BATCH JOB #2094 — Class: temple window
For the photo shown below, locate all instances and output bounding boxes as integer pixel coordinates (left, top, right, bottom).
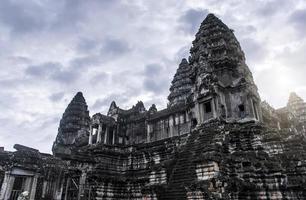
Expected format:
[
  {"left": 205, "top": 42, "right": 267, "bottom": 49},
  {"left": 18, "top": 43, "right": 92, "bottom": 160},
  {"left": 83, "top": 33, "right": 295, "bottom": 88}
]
[
  {"left": 204, "top": 101, "right": 212, "bottom": 113},
  {"left": 202, "top": 100, "right": 214, "bottom": 121},
  {"left": 221, "top": 105, "right": 226, "bottom": 118},
  {"left": 12, "top": 176, "right": 26, "bottom": 194},
  {"left": 238, "top": 104, "right": 246, "bottom": 118}
]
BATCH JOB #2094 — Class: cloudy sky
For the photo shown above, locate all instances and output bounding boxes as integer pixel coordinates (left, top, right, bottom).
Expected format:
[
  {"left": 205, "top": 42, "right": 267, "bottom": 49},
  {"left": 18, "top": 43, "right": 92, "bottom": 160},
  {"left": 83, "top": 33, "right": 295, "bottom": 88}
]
[{"left": 0, "top": 0, "right": 306, "bottom": 153}]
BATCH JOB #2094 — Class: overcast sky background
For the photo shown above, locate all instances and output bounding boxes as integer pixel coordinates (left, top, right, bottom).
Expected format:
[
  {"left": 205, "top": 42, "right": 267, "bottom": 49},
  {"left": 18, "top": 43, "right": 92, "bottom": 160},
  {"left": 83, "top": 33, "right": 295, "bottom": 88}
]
[{"left": 1, "top": 0, "right": 306, "bottom": 153}]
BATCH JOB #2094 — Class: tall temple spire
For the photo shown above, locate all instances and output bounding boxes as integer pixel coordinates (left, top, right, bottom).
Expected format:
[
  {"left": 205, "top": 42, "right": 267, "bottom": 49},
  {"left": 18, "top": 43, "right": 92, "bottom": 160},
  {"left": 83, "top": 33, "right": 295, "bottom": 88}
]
[
  {"left": 287, "top": 92, "right": 306, "bottom": 123},
  {"left": 189, "top": 13, "right": 261, "bottom": 121},
  {"left": 52, "top": 92, "right": 90, "bottom": 156},
  {"left": 168, "top": 58, "right": 193, "bottom": 106},
  {"left": 167, "top": 13, "right": 262, "bottom": 122}
]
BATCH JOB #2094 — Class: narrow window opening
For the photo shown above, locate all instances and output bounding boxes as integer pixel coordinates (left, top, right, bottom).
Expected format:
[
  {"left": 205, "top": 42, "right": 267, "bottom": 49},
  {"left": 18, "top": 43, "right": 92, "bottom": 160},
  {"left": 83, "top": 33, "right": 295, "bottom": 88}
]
[
  {"left": 204, "top": 102, "right": 212, "bottom": 113},
  {"left": 238, "top": 104, "right": 246, "bottom": 118},
  {"left": 221, "top": 105, "right": 226, "bottom": 119}
]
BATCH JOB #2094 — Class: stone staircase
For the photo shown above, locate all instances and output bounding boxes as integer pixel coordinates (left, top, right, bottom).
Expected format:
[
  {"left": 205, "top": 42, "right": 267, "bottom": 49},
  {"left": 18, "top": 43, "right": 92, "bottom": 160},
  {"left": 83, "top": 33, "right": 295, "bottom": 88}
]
[{"left": 162, "top": 126, "right": 217, "bottom": 200}]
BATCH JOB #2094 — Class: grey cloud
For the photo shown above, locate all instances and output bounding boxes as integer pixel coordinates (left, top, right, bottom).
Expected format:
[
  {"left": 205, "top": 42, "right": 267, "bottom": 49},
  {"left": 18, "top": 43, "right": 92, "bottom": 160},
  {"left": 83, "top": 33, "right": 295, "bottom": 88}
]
[
  {"left": 179, "top": 9, "right": 209, "bottom": 34},
  {"left": 143, "top": 63, "right": 169, "bottom": 94},
  {"left": 51, "top": 70, "right": 79, "bottom": 84},
  {"left": 25, "top": 62, "right": 79, "bottom": 84},
  {"left": 77, "top": 38, "right": 99, "bottom": 53},
  {"left": 289, "top": 9, "right": 306, "bottom": 36},
  {"left": 111, "top": 70, "right": 140, "bottom": 87},
  {"left": 240, "top": 38, "right": 267, "bottom": 64},
  {"left": 90, "top": 72, "right": 109, "bottom": 85},
  {"left": 276, "top": 45, "right": 306, "bottom": 80},
  {"left": 174, "top": 46, "right": 190, "bottom": 62},
  {"left": 144, "top": 78, "right": 168, "bottom": 93},
  {"left": 25, "top": 62, "right": 61, "bottom": 77},
  {"left": 0, "top": 0, "right": 47, "bottom": 34},
  {"left": 69, "top": 56, "right": 101, "bottom": 71},
  {"left": 91, "top": 93, "right": 130, "bottom": 111},
  {"left": 235, "top": 25, "right": 257, "bottom": 37},
  {"left": 0, "top": 78, "right": 24, "bottom": 89},
  {"left": 49, "top": 0, "right": 123, "bottom": 33},
  {"left": 100, "top": 38, "right": 132, "bottom": 58},
  {"left": 0, "top": 92, "right": 18, "bottom": 111},
  {"left": 37, "top": 116, "right": 60, "bottom": 131},
  {"left": 144, "top": 64, "right": 163, "bottom": 77},
  {"left": 7, "top": 56, "right": 32, "bottom": 65},
  {"left": 49, "top": 92, "right": 65, "bottom": 102},
  {"left": 255, "top": 0, "right": 291, "bottom": 17}
]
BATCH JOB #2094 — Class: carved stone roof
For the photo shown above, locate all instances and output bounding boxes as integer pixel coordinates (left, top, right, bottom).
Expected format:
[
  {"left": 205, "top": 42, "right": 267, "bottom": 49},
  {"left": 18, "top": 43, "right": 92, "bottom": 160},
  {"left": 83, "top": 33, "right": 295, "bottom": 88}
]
[
  {"left": 168, "top": 58, "right": 193, "bottom": 107},
  {"left": 52, "top": 92, "right": 90, "bottom": 155}
]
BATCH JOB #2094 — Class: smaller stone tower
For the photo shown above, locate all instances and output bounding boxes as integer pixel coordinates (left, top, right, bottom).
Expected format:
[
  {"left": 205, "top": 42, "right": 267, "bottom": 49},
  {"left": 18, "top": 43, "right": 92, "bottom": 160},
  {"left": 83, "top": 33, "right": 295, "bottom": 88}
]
[
  {"left": 168, "top": 58, "right": 193, "bottom": 107},
  {"left": 52, "top": 92, "right": 90, "bottom": 156},
  {"left": 287, "top": 92, "right": 306, "bottom": 124}
]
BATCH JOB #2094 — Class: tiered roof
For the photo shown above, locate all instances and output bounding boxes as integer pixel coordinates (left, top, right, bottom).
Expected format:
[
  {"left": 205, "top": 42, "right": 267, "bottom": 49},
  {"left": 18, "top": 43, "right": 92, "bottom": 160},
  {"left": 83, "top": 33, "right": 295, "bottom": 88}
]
[
  {"left": 52, "top": 92, "right": 90, "bottom": 154},
  {"left": 287, "top": 92, "right": 306, "bottom": 122},
  {"left": 168, "top": 58, "right": 193, "bottom": 106},
  {"left": 189, "top": 14, "right": 255, "bottom": 88}
]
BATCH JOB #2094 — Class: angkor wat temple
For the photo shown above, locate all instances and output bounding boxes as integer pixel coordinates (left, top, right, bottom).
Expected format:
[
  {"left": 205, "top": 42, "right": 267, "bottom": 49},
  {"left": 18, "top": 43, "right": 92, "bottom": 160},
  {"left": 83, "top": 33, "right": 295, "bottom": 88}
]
[{"left": 1, "top": 13, "right": 306, "bottom": 200}]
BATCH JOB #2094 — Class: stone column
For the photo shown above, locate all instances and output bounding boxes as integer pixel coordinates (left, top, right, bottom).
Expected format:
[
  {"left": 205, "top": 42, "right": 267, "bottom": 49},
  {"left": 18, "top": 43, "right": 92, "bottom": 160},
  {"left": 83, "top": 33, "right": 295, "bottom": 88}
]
[
  {"left": 78, "top": 171, "right": 87, "bottom": 200},
  {"left": 0, "top": 171, "right": 11, "bottom": 200},
  {"left": 212, "top": 99, "right": 217, "bottom": 118},
  {"left": 112, "top": 128, "right": 116, "bottom": 145},
  {"left": 169, "top": 115, "right": 174, "bottom": 138},
  {"left": 54, "top": 176, "right": 64, "bottom": 200},
  {"left": 1, "top": 172, "right": 15, "bottom": 200},
  {"left": 24, "top": 177, "right": 32, "bottom": 192},
  {"left": 64, "top": 177, "right": 70, "bottom": 200},
  {"left": 104, "top": 126, "right": 108, "bottom": 144},
  {"left": 29, "top": 174, "right": 39, "bottom": 200},
  {"left": 88, "top": 125, "right": 93, "bottom": 145},
  {"left": 195, "top": 102, "right": 202, "bottom": 124},
  {"left": 97, "top": 124, "right": 102, "bottom": 143},
  {"left": 42, "top": 181, "right": 47, "bottom": 198},
  {"left": 186, "top": 111, "right": 189, "bottom": 122},
  {"left": 146, "top": 123, "right": 150, "bottom": 143}
]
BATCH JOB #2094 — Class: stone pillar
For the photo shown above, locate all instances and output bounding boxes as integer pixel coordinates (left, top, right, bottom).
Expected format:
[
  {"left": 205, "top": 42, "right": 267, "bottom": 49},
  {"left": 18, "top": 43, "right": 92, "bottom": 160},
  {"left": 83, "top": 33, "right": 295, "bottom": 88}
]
[
  {"left": 146, "top": 123, "right": 150, "bottom": 143},
  {"left": 54, "top": 176, "right": 64, "bottom": 200},
  {"left": 1, "top": 172, "right": 15, "bottom": 200},
  {"left": 195, "top": 102, "right": 202, "bottom": 124},
  {"left": 24, "top": 177, "right": 32, "bottom": 192},
  {"left": 104, "top": 126, "right": 108, "bottom": 144},
  {"left": 186, "top": 111, "right": 189, "bottom": 122},
  {"left": 88, "top": 125, "right": 93, "bottom": 145},
  {"left": 212, "top": 99, "right": 217, "bottom": 118},
  {"left": 112, "top": 128, "right": 116, "bottom": 145},
  {"left": 29, "top": 174, "right": 39, "bottom": 200},
  {"left": 64, "top": 177, "right": 70, "bottom": 200},
  {"left": 0, "top": 171, "right": 11, "bottom": 200},
  {"left": 97, "top": 124, "right": 102, "bottom": 143},
  {"left": 169, "top": 115, "right": 174, "bottom": 138},
  {"left": 78, "top": 171, "right": 87, "bottom": 200},
  {"left": 42, "top": 181, "right": 47, "bottom": 198}
]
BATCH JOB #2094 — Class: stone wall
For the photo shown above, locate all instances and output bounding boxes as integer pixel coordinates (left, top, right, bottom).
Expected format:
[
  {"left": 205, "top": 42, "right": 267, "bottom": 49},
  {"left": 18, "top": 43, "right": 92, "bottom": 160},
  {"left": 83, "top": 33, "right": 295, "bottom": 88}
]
[{"left": 47, "top": 121, "right": 306, "bottom": 199}]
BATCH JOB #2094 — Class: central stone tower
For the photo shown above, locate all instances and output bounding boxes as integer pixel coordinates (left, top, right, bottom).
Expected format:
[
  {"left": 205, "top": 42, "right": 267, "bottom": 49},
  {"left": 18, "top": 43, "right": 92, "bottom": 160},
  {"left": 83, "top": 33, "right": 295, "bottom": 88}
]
[{"left": 169, "top": 14, "right": 262, "bottom": 124}]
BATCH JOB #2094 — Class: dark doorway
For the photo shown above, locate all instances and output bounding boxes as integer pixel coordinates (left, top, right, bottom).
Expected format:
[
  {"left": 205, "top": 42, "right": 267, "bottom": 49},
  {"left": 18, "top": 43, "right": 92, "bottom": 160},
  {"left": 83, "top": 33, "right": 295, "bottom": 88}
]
[
  {"left": 238, "top": 104, "right": 246, "bottom": 118},
  {"left": 10, "top": 176, "right": 27, "bottom": 200}
]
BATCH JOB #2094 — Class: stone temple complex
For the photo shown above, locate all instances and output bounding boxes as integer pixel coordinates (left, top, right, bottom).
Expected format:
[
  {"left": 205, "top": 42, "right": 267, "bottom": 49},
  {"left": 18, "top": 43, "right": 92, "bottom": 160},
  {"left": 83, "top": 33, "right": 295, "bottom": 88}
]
[{"left": 1, "top": 13, "right": 306, "bottom": 200}]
